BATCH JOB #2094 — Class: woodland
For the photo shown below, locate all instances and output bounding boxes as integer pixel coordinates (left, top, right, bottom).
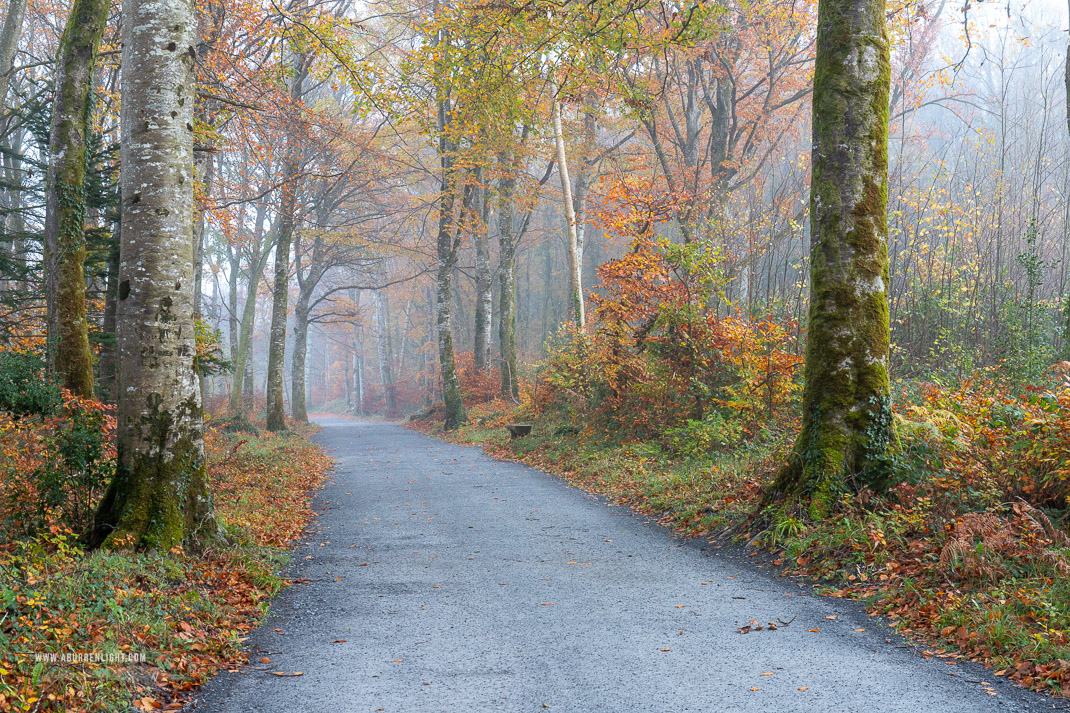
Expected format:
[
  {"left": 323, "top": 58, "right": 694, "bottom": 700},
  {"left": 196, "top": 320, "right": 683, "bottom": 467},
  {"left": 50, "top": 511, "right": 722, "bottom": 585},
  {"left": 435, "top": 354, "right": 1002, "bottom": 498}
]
[{"left": 0, "top": 0, "right": 1069, "bottom": 708}]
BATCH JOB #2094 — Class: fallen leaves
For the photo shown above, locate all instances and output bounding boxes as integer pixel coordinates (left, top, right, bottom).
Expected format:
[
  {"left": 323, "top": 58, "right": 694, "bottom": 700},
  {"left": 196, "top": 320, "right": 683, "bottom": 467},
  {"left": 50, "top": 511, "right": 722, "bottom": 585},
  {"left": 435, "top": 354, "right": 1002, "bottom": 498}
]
[{"left": 738, "top": 616, "right": 794, "bottom": 634}]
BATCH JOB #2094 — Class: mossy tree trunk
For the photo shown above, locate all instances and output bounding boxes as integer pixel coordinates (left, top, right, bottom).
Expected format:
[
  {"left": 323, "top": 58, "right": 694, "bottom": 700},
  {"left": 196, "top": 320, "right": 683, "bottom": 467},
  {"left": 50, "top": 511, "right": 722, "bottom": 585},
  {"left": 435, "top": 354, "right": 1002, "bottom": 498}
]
[
  {"left": 264, "top": 52, "right": 307, "bottom": 433},
  {"left": 497, "top": 155, "right": 519, "bottom": 400},
  {"left": 434, "top": 64, "right": 467, "bottom": 430},
  {"left": 91, "top": 0, "right": 217, "bottom": 550},
  {"left": 290, "top": 232, "right": 326, "bottom": 425},
  {"left": 227, "top": 200, "right": 270, "bottom": 418},
  {"left": 771, "top": 0, "right": 892, "bottom": 516},
  {"left": 291, "top": 291, "right": 311, "bottom": 423},
  {"left": 43, "top": 0, "right": 109, "bottom": 397},
  {"left": 264, "top": 167, "right": 297, "bottom": 432}
]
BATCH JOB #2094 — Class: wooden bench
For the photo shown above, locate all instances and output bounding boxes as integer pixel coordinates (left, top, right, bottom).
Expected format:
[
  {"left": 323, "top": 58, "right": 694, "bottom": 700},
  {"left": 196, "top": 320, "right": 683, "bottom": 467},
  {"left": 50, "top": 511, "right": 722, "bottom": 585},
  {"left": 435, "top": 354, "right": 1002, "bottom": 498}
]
[{"left": 505, "top": 424, "right": 532, "bottom": 438}]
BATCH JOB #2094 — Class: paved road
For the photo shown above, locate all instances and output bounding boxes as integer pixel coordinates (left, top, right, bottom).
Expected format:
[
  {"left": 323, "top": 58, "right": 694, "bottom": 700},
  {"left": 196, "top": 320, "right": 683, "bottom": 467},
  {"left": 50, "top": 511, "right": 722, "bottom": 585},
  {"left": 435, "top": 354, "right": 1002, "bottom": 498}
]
[{"left": 189, "top": 419, "right": 1066, "bottom": 713}]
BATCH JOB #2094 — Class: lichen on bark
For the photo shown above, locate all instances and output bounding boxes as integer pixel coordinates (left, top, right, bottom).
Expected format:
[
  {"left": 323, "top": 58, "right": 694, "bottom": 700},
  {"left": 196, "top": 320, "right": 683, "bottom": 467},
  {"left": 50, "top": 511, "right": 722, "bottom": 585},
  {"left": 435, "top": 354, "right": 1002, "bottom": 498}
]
[
  {"left": 91, "top": 0, "right": 217, "bottom": 550},
  {"left": 770, "top": 0, "right": 893, "bottom": 515}
]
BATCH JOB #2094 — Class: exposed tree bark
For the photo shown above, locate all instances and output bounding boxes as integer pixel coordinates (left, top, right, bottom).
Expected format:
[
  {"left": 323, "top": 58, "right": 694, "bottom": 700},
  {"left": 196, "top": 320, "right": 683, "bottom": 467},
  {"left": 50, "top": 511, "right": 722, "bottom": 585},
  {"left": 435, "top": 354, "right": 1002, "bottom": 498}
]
[
  {"left": 227, "top": 209, "right": 271, "bottom": 418},
  {"left": 0, "top": 0, "right": 26, "bottom": 117},
  {"left": 497, "top": 154, "right": 519, "bottom": 400},
  {"left": 98, "top": 223, "right": 120, "bottom": 402},
  {"left": 552, "top": 98, "right": 584, "bottom": 327},
  {"left": 43, "top": 0, "right": 109, "bottom": 397},
  {"left": 473, "top": 177, "right": 493, "bottom": 371},
  {"left": 92, "top": 0, "right": 217, "bottom": 549},
  {"left": 264, "top": 53, "right": 307, "bottom": 432},
  {"left": 771, "top": 0, "right": 892, "bottom": 515},
  {"left": 374, "top": 288, "right": 397, "bottom": 413}
]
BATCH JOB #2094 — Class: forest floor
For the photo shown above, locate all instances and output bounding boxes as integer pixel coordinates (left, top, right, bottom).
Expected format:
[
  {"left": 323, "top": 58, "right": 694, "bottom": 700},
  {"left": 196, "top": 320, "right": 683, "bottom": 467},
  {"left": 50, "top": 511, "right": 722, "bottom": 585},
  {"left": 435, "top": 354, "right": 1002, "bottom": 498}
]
[
  {"left": 411, "top": 401, "right": 1070, "bottom": 701},
  {"left": 189, "top": 419, "right": 1061, "bottom": 712},
  {"left": 0, "top": 423, "right": 331, "bottom": 713}
]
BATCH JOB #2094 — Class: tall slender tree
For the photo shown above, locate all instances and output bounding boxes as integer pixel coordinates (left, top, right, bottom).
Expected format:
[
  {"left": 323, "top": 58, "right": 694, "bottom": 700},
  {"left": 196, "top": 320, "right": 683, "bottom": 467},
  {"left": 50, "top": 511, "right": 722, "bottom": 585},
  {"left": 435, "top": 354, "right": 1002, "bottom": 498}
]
[
  {"left": 265, "top": 51, "right": 308, "bottom": 432},
  {"left": 92, "top": 0, "right": 216, "bottom": 548},
  {"left": 43, "top": 0, "right": 110, "bottom": 397},
  {"left": 552, "top": 96, "right": 585, "bottom": 328}
]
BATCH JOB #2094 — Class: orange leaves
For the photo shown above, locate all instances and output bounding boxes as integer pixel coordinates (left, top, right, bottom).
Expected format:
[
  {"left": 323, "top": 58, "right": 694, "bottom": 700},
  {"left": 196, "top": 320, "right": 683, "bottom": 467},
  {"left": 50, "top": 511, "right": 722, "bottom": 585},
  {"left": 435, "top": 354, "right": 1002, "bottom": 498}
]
[{"left": 207, "top": 425, "right": 332, "bottom": 548}]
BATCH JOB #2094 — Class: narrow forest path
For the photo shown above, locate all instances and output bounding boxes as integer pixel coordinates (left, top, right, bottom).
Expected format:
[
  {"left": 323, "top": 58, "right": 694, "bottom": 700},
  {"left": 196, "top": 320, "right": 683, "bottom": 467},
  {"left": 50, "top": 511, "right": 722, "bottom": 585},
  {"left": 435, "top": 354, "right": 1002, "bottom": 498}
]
[{"left": 189, "top": 419, "right": 1064, "bottom": 713}]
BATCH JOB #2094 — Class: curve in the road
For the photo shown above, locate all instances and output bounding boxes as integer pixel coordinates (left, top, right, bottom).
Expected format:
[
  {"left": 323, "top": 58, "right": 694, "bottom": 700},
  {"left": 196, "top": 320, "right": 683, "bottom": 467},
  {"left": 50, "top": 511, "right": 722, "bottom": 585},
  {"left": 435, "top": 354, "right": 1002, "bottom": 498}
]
[{"left": 188, "top": 419, "right": 1066, "bottom": 713}]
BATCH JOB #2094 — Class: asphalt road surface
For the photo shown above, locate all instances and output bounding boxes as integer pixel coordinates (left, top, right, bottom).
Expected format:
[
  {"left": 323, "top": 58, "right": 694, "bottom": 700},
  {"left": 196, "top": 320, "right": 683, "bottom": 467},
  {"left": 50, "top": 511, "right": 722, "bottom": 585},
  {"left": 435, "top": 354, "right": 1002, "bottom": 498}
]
[{"left": 188, "top": 419, "right": 1068, "bottom": 713}]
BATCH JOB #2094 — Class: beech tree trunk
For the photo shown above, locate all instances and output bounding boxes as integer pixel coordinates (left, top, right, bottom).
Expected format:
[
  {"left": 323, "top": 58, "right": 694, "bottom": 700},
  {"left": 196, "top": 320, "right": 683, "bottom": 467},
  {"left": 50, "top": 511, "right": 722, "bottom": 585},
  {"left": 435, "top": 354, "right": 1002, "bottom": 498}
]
[
  {"left": 92, "top": 0, "right": 216, "bottom": 550},
  {"left": 374, "top": 288, "right": 397, "bottom": 414},
  {"left": 497, "top": 156, "right": 519, "bottom": 400},
  {"left": 552, "top": 99, "right": 584, "bottom": 328},
  {"left": 265, "top": 53, "right": 306, "bottom": 432},
  {"left": 772, "top": 0, "right": 892, "bottom": 515},
  {"left": 43, "top": 0, "right": 109, "bottom": 397},
  {"left": 227, "top": 238, "right": 269, "bottom": 417},
  {"left": 0, "top": 0, "right": 26, "bottom": 117},
  {"left": 434, "top": 75, "right": 466, "bottom": 429},
  {"left": 265, "top": 171, "right": 297, "bottom": 431},
  {"left": 98, "top": 224, "right": 120, "bottom": 401},
  {"left": 291, "top": 292, "right": 310, "bottom": 423}
]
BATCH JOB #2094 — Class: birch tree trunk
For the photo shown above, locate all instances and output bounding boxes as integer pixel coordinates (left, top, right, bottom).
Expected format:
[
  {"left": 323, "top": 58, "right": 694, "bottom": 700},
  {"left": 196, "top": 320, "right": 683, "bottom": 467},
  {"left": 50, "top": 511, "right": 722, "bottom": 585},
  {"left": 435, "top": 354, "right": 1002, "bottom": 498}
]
[
  {"left": 92, "top": 0, "right": 216, "bottom": 549},
  {"left": 771, "top": 0, "right": 892, "bottom": 515},
  {"left": 473, "top": 180, "right": 493, "bottom": 371},
  {"left": 552, "top": 99, "right": 584, "bottom": 327},
  {"left": 43, "top": 0, "right": 109, "bottom": 397}
]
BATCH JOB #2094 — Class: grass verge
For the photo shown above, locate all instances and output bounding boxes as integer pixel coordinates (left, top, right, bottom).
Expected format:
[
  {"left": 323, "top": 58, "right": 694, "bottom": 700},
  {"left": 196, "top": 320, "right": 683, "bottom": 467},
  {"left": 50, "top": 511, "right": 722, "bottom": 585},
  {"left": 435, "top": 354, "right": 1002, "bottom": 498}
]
[
  {"left": 0, "top": 424, "right": 332, "bottom": 712},
  {"left": 412, "top": 400, "right": 1070, "bottom": 699}
]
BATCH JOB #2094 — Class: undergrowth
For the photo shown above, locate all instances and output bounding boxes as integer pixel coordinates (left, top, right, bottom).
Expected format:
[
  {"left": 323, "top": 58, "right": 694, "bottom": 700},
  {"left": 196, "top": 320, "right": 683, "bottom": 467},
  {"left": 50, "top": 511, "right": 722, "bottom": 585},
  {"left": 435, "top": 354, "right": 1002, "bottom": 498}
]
[{"left": 0, "top": 423, "right": 331, "bottom": 712}]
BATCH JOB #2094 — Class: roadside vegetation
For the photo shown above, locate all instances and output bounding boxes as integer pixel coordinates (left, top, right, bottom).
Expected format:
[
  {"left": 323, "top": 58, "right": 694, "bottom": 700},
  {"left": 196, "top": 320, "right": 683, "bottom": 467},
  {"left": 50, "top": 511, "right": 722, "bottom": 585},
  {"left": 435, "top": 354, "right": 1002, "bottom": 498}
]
[
  {"left": 0, "top": 352, "right": 331, "bottom": 712},
  {"left": 412, "top": 234, "right": 1070, "bottom": 699}
]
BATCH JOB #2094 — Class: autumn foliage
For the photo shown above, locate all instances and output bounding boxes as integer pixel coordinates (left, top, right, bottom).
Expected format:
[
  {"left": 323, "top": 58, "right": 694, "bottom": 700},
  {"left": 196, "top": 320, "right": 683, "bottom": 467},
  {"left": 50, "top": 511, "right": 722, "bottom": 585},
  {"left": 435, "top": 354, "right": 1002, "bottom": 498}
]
[
  {"left": 537, "top": 221, "right": 802, "bottom": 449},
  {"left": 0, "top": 352, "right": 332, "bottom": 712}
]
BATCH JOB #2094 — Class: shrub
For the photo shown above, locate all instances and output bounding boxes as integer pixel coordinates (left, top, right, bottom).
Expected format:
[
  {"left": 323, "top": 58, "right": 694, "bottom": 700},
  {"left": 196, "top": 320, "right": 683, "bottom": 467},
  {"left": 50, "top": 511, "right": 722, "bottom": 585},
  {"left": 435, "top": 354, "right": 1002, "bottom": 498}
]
[
  {"left": 0, "top": 391, "right": 115, "bottom": 539},
  {"left": 0, "top": 350, "right": 61, "bottom": 417}
]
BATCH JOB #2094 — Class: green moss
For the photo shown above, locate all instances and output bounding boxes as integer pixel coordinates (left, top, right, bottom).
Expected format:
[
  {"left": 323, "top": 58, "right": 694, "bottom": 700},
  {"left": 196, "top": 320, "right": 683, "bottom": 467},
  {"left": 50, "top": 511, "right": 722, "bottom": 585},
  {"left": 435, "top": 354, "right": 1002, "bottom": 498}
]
[
  {"left": 772, "top": 0, "right": 892, "bottom": 511},
  {"left": 92, "top": 397, "right": 217, "bottom": 551},
  {"left": 48, "top": 0, "right": 108, "bottom": 399}
]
